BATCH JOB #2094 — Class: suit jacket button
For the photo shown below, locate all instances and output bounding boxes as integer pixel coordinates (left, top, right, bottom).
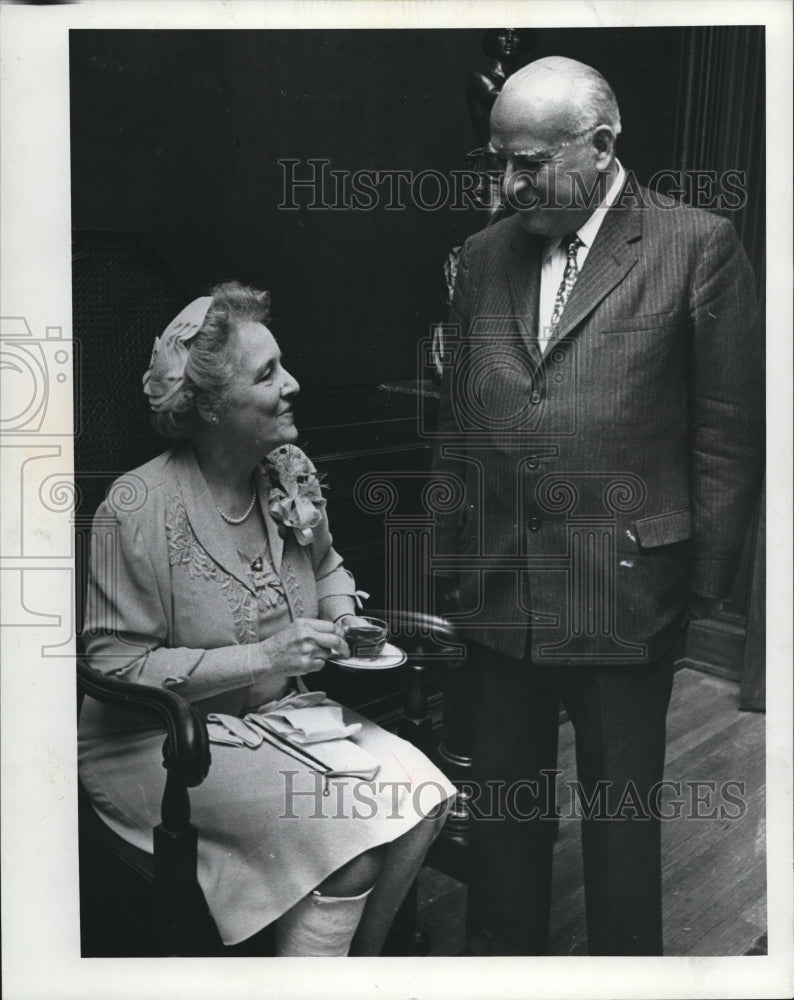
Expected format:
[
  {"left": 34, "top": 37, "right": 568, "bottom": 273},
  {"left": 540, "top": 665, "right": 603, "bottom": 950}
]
[
  {"left": 529, "top": 516, "right": 541, "bottom": 531},
  {"left": 530, "top": 390, "right": 542, "bottom": 404}
]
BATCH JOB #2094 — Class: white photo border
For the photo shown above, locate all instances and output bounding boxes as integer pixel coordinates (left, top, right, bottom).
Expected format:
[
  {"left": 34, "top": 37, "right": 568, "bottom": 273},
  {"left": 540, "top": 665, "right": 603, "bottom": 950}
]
[{"left": 1, "top": 2, "right": 791, "bottom": 998}]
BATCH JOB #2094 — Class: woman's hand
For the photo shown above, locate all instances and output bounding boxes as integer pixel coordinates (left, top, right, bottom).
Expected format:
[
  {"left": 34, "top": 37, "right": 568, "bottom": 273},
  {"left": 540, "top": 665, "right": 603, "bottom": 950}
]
[
  {"left": 334, "top": 613, "right": 374, "bottom": 632},
  {"left": 259, "top": 618, "right": 350, "bottom": 677}
]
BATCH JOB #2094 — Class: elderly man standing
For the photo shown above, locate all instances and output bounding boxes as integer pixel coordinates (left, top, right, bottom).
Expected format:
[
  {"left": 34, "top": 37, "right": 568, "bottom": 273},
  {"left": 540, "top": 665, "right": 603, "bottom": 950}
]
[{"left": 432, "top": 56, "right": 763, "bottom": 955}]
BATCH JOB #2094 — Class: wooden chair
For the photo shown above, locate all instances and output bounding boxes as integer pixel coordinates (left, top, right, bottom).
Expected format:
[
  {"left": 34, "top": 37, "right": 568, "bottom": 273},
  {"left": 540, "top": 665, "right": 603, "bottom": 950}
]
[{"left": 77, "top": 661, "right": 218, "bottom": 955}]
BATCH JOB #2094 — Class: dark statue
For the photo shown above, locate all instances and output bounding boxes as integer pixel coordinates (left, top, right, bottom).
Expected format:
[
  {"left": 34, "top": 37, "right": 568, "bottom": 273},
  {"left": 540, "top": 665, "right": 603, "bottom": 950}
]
[
  {"left": 465, "top": 28, "right": 537, "bottom": 216},
  {"left": 467, "top": 28, "right": 537, "bottom": 146},
  {"left": 432, "top": 29, "right": 537, "bottom": 378}
]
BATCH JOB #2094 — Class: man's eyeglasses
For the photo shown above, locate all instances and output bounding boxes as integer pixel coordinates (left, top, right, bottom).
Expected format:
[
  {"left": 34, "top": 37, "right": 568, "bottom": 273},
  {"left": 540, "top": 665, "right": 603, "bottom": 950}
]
[{"left": 487, "top": 125, "right": 602, "bottom": 171}]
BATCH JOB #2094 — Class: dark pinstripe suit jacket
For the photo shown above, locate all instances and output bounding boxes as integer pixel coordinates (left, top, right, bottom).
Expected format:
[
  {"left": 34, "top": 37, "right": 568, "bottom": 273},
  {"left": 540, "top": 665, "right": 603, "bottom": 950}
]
[{"left": 432, "top": 189, "right": 764, "bottom": 665}]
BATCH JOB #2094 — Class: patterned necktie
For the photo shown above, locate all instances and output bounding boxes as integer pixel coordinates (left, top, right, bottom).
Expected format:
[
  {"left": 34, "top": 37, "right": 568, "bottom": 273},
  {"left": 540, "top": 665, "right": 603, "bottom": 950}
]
[{"left": 549, "top": 233, "right": 582, "bottom": 335}]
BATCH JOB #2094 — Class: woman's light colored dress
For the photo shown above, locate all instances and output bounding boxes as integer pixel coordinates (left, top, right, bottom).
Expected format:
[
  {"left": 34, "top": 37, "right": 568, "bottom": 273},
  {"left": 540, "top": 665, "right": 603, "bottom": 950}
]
[{"left": 79, "top": 445, "right": 455, "bottom": 946}]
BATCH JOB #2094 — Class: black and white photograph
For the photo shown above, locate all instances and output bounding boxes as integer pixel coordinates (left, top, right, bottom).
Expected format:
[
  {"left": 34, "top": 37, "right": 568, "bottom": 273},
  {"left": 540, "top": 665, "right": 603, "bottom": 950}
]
[{"left": 1, "top": 2, "right": 791, "bottom": 998}]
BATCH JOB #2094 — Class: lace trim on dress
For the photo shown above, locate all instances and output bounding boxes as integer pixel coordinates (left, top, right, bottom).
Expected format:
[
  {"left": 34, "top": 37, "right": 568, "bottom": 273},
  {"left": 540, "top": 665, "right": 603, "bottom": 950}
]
[
  {"left": 166, "top": 489, "right": 257, "bottom": 643},
  {"left": 279, "top": 552, "right": 305, "bottom": 618}
]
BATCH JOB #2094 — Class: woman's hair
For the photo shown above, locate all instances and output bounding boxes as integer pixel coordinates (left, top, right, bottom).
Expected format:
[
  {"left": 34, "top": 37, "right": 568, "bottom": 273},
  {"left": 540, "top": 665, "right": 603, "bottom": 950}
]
[{"left": 151, "top": 280, "right": 271, "bottom": 443}]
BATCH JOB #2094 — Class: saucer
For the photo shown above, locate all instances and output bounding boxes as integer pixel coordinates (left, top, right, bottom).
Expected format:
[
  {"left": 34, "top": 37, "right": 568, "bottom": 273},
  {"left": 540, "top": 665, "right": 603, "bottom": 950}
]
[{"left": 328, "top": 642, "right": 407, "bottom": 670}]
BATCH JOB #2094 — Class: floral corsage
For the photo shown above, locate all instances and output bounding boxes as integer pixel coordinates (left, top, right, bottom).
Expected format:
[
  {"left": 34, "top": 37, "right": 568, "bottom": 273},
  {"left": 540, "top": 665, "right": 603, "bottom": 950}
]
[{"left": 263, "top": 444, "right": 327, "bottom": 546}]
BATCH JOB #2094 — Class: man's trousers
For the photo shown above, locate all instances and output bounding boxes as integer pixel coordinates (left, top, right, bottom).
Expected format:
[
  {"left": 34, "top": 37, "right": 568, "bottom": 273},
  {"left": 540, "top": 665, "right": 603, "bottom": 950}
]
[{"left": 467, "top": 641, "right": 675, "bottom": 955}]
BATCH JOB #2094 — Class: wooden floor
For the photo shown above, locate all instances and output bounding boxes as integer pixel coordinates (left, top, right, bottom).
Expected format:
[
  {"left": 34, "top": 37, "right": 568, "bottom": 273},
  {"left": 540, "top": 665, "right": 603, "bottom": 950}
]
[{"left": 416, "top": 667, "right": 767, "bottom": 956}]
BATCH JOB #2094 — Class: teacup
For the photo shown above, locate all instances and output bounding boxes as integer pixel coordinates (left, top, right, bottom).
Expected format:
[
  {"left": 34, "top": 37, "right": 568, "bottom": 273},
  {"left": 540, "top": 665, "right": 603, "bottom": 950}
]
[{"left": 344, "top": 617, "right": 389, "bottom": 660}]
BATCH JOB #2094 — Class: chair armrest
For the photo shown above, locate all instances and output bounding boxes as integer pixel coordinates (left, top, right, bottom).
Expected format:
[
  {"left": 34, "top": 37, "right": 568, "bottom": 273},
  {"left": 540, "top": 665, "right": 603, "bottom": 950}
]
[
  {"left": 77, "top": 660, "right": 210, "bottom": 788},
  {"left": 372, "top": 609, "right": 464, "bottom": 662},
  {"left": 361, "top": 610, "right": 464, "bottom": 757}
]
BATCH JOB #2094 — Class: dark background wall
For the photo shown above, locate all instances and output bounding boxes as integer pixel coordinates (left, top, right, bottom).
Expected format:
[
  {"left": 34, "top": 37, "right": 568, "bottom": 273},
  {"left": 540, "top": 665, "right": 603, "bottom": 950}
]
[{"left": 70, "top": 28, "right": 706, "bottom": 390}]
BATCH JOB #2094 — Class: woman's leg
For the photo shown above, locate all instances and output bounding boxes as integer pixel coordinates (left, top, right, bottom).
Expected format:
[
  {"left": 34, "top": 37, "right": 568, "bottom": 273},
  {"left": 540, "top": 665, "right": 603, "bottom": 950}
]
[
  {"left": 348, "top": 805, "right": 450, "bottom": 957},
  {"left": 317, "top": 844, "right": 386, "bottom": 896},
  {"left": 275, "top": 846, "right": 386, "bottom": 956}
]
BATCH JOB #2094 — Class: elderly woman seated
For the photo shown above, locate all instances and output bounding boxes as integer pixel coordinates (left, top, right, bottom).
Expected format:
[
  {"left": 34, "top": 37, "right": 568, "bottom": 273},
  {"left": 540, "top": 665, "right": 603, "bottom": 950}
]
[{"left": 78, "top": 281, "right": 455, "bottom": 956}]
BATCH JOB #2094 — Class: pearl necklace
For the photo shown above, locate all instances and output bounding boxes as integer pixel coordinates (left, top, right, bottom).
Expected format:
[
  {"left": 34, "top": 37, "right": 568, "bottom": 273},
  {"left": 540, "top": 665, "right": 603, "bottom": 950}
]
[{"left": 217, "top": 489, "right": 257, "bottom": 525}]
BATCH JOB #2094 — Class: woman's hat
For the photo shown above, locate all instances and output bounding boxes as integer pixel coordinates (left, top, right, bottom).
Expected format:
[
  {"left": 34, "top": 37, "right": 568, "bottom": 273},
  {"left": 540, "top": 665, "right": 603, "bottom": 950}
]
[{"left": 142, "top": 296, "right": 213, "bottom": 411}]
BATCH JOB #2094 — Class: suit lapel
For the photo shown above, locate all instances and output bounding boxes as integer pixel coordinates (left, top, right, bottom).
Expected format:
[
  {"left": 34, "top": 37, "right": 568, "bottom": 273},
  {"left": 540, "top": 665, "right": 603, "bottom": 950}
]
[
  {"left": 505, "top": 216, "right": 543, "bottom": 355},
  {"left": 553, "top": 203, "right": 643, "bottom": 341}
]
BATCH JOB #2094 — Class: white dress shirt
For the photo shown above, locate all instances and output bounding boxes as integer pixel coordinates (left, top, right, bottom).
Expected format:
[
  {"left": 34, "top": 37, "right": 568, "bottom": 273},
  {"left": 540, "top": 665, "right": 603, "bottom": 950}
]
[{"left": 537, "top": 161, "right": 626, "bottom": 352}]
